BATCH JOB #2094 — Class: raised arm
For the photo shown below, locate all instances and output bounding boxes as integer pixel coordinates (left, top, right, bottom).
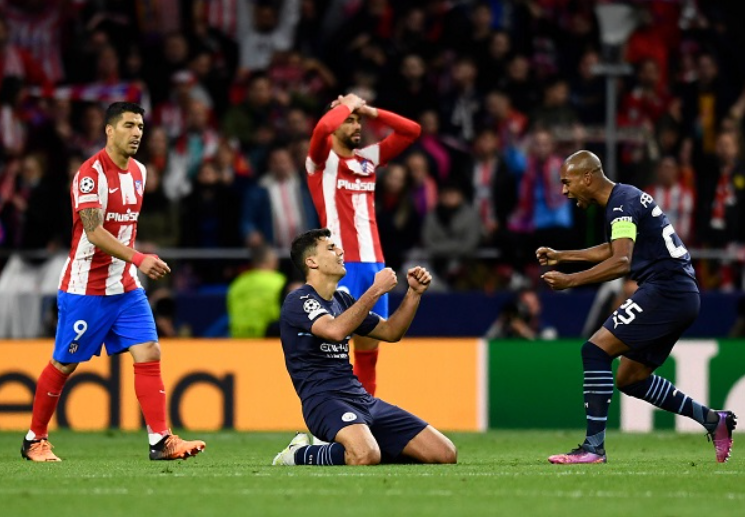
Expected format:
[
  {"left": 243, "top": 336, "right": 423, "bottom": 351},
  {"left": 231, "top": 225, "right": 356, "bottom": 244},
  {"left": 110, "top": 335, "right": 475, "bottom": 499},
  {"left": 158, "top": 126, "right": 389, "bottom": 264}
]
[
  {"left": 311, "top": 268, "right": 397, "bottom": 342},
  {"left": 307, "top": 94, "right": 366, "bottom": 168},
  {"left": 536, "top": 243, "right": 613, "bottom": 266},
  {"left": 359, "top": 107, "right": 421, "bottom": 164},
  {"left": 542, "top": 239, "right": 633, "bottom": 290},
  {"left": 367, "top": 266, "right": 432, "bottom": 342}
]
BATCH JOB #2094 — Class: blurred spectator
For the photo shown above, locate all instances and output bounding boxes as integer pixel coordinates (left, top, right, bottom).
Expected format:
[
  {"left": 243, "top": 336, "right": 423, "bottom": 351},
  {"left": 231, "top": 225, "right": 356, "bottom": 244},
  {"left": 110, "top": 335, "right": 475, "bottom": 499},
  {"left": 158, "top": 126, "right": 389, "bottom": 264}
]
[
  {"left": 0, "top": 16, "right": 48, "bottom": 86},
  {"left": 529, "top": 77, "right": 578, "bottom": 131},
  {"left": 2, "top": 0, "right": 67, "bottom": 84},
  {"left": 267, "top": 51, "right": 336, "bottom": 113},
  {"left": 440, "top": 57, "right": 481, "bottom": 144},
  {"left": 146, "top": 31, "right": 191, "bottom": 105},
  {"left": 477, "top": 30, "right": 512, "bottom": 93},
  {"left": 681, "top": 52, "right": 735, "bottom": 161},
  {"left": 227, "top": 245, "right": 286, "bottom": 338},
  {"left": 18, "top": 153, "right": 69, "bottom": 251},
  {"left": 72, "top": 103, "right": 106, "bottom": 158},
  {"left": 645, "top": 156, "right": 694, "bottom": 243},
  {"left": 240, "top": 146, "right": 318, "bottom": 251},
  {"left": 465, "top": 128, "right": 516, "bottom": 246},
  {"left": 480, "top": 89, "right": 528, "bottom": 155},
  {"left": 153, "top": 70, "right": 202, "bottom": 140},
  {"left": 0, "top": 76, "right": 27, "bottom": 159},
  {"left": 136, "top": 161, "right": 180, "bottom": 251},
  {"left": 700, "top": 131, "right": 745, "bottom": 249},
  {"left": 237, "top": 0, "right": 300, "bottom": 74},
  {"left": 570, "top": 49, "right": 605, "bottom": 125},
  {"left": 375, "top": 162, "right": 421, "bottom": 273},
  {"left": 222, "top": 72, "right": 284, "bottom": 158},
  {"left": 416, "top": 110, "right": 452, "bottom": 183},
  {"left": 619, "top": 59, "right": 670, "bottom": 128},
  {"left": 405, "top": 151, "right": 438, "bottom": 220},
  {"left": 508, "top": 130, "right": 573, "bottom": 252},
  {"left": 180, "top": 160, "right": 242, "bottom": 285},
  {"left": 484, "top": 288, "right": 557, "bottom": 340},
  {"left": 422, "top": 182, "right": 481, "bottom": 286},
  {"left": 500, "top": 54, "right": 539, "bottom": 115},
  {"left": 377, "top": 53, "right": 438, "bottom": 121}
]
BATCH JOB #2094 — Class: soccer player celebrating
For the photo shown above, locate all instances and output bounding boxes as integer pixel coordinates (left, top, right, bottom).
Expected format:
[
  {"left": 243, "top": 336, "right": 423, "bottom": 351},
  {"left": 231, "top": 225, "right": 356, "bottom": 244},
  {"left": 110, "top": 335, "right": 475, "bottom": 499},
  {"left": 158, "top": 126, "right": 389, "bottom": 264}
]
[
  {"left": 537, "top": 150, "right": 736, "bottom": 464},
  {"left": 305, "top": 93, "right": 421, "bottom": 396},
  {"left": 272, "top": 229, "right": 456, "bottom": 466},
  {"left": 21, "top": 102, "right": 205, "bottom": 462}
]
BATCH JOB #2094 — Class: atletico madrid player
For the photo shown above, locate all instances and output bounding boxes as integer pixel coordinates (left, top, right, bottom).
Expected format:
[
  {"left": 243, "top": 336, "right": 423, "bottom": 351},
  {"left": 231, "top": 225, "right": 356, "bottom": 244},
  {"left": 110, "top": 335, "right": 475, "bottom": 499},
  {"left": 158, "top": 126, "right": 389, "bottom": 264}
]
[
  {"left": 21, "top": 102, "right": 205, "bottom": 462},
  {"left": 305, "top": 93, "right": 421, "bottom": 396}
]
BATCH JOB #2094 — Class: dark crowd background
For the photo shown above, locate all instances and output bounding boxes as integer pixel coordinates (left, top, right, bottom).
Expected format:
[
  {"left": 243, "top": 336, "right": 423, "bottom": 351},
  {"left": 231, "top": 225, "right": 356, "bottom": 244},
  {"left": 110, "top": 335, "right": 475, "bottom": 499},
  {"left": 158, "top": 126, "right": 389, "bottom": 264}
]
[{"left": 1, "top": 0, "right": 744, "bottom": 339}]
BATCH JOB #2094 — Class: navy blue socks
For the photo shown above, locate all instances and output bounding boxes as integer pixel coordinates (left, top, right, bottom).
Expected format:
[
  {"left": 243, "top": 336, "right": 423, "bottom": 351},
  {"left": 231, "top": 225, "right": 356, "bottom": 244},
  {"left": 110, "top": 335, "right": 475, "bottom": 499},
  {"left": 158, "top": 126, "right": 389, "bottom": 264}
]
[
  {"left": 581, "top": 341, "right": 614, "bottom": 451},
  {"left": 294, "top": 443, "right": 346, "bottom": 466}
]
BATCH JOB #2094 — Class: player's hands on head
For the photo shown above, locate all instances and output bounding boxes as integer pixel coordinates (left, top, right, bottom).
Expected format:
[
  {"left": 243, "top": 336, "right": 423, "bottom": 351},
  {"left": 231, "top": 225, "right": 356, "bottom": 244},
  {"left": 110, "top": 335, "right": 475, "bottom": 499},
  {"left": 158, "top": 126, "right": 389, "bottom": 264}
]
[
  {"left": 407, "top": 266, "right": 432, "bottom": 294},
  {"left": 335, "top": 93, "right": 366, "bottom": 112},
  {"left": 536, "top": 247, "right": 560, "bottom": 266},
  {"left": 138, "top": 254, "right": 171, "bottom": 281},
  {"left": 372, "top": 267, "right": 398, "bottom": 295},
  {"left": 541, "top": 270, "right": 572, "bottom": 291}
]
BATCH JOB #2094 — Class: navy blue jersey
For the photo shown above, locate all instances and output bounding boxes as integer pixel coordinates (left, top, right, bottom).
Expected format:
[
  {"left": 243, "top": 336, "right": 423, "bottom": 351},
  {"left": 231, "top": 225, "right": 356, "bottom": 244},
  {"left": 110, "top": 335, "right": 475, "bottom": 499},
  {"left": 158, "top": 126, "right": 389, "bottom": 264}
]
[
  {"left": 605, "top": 183, "right": 698, "bottom": 292},
  {"left": 279, "top": 284, "right": 381, "bottom": 410}
]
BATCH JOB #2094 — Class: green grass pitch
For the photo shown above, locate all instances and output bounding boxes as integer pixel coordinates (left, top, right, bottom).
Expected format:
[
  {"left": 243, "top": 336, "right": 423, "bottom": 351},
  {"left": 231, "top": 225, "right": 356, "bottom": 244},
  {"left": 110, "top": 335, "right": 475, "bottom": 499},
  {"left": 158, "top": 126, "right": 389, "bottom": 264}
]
[{"left": 1, "top": 430, "right": 742, "bottom": 517}]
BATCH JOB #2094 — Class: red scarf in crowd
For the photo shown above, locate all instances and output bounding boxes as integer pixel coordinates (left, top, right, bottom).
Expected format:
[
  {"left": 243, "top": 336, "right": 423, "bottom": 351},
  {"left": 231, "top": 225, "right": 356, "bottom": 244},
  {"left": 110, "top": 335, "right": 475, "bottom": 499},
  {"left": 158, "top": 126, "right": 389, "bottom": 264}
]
[{"left": 508, "top": 155, "right": 565, "bottom": 233}]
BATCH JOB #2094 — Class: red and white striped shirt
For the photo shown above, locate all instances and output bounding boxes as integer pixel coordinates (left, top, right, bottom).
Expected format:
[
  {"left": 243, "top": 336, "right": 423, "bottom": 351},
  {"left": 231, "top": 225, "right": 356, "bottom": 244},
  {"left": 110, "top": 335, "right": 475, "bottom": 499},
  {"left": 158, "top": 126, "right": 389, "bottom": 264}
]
[
  {"left": 306, "top": 106, "right": 420, "bottom": 263},
  {"left": 646, "top": 183, "right": 695, "bottom": 243},
  {"left": 59, "top": 149, "right": 147, "bottom": 295}
]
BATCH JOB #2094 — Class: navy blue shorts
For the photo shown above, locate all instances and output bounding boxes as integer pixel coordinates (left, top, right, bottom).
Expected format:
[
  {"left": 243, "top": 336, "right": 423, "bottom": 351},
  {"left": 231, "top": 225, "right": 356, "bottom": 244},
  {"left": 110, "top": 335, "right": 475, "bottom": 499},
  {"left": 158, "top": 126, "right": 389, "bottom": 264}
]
[
  {"left": 53, "top": 289, "right": 158, "bottom": 363},
  {"left": 338, "top": 262, "right": 389, "bottom": 318},
  {"left": 303, "top": 394, "right": 428, "bottom": 460},
  {"left": 602, "top": 284, "right": 699, "bottom": 368}
]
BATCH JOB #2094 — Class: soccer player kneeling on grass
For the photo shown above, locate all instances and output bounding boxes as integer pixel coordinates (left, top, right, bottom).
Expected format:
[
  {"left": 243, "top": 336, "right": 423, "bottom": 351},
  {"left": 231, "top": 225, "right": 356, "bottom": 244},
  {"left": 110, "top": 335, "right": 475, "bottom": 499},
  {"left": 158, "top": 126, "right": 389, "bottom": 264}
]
[{"left": 272, "top": 229, "right": 456, "bottom": 466}]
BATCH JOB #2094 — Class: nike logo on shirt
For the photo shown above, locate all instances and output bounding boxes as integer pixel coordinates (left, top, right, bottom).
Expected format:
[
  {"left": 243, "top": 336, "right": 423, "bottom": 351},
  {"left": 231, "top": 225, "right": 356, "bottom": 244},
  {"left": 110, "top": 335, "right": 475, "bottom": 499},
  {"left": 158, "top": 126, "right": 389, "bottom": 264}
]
[{"left": 109, "top": 188, "right": 119, "bottom": 193}]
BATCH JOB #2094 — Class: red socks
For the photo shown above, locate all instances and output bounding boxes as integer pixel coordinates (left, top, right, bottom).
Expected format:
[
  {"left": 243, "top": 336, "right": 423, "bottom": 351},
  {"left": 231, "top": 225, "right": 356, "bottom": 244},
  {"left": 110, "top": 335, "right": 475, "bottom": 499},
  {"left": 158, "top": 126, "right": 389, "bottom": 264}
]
[
  {"left": 29, "top": 362, "right": 70, "bottom": 438},
  {"left": 353, "top": 349, "right": 379, "bottom": 396},
  {"left": 134, "top": 361, "right": 169, "bottom": 436}
]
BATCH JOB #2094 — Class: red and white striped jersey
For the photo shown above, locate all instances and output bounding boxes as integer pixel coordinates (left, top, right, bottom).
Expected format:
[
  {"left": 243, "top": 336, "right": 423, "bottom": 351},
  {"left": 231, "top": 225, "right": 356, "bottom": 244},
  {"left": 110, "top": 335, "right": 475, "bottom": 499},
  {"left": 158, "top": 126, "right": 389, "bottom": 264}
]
[
  {"left": 59, "top": 149, "right": 147, "bottom": 295},
  {"left": 306, "top": 107, "right": 420, "bottom": 263},
  {"left": 645, "top": 183, "right": 695, "bottom": 243}
]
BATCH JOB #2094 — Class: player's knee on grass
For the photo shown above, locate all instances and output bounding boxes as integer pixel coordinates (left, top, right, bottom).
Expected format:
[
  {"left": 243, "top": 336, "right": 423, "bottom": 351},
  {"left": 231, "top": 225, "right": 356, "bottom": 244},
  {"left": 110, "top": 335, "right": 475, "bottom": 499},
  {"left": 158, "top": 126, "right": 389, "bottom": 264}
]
[
  {"left": 345, "top": 443, "right": 382, "bottom": 465},
  {"left": 429, "top": 438, "right": 457, "bottom": 465}
]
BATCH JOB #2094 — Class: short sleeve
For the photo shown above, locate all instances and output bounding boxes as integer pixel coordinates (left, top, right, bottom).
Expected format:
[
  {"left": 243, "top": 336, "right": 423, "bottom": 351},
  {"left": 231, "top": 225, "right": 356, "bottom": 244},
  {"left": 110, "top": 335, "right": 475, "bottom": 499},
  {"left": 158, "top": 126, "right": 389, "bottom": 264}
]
[
  {"left": 283, "top": 292, "right": 330, "bottom": 333},
  {"left": 72, "top": 165, "right": 103, "bottom": 212},
  {"left": 337, "top": 291, "right": 381, "bottom": 336}
]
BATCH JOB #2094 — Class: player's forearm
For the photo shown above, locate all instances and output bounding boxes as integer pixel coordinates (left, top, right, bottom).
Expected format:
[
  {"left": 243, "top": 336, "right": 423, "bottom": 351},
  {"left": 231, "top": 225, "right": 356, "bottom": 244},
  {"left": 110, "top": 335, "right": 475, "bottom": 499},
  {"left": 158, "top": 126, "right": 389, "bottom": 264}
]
[
  {"left": 313, "top": 105, "right": 351, "bottom": 136},
  {"left": 375, "top": 109, "right": 421, "bottom": 139},
  {"left": 567, "top": 255, "right": 631, "bottom": 287},
  {"left": 326, "top": 288, "right": 384, "bottom": 342},
  {"left": 559, "top": 244, "right": 612, "bottom": 263},
  {"left": 86, "top": 227, "right": 137, "bottom": 263},
  {"left": 374, "top": 288, "right": 422, "bottom": 342}
]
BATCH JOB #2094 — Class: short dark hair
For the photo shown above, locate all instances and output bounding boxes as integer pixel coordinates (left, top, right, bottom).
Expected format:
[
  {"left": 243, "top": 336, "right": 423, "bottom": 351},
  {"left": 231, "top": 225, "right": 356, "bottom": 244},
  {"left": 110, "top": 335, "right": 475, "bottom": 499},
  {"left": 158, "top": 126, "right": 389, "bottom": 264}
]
[
  {"left": 290, "top": 228, "right": 331, "bottom": 277},
  {"left": 105, "top": 102, "right": 145, "bottom": 127}
]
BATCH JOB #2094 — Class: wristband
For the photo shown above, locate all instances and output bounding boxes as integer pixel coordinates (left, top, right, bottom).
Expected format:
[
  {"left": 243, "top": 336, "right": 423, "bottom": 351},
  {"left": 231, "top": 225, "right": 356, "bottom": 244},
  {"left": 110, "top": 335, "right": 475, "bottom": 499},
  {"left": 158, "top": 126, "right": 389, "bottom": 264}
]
[{"left": 132, "top": 251, "right": 145, "bottom": 267}]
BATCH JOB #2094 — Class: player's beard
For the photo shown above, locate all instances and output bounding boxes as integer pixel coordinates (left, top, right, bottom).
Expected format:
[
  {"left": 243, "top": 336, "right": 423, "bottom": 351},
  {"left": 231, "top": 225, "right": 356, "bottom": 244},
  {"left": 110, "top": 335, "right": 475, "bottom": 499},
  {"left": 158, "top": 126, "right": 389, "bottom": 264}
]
[{"left": 340, "top": 133, "right": 362, "bottom": 150}]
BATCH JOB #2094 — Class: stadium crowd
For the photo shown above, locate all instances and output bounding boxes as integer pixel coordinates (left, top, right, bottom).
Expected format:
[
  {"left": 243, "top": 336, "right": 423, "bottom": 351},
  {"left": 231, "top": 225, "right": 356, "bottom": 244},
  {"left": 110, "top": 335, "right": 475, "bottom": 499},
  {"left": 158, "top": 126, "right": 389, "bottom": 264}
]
[{"left": 0, "top": 0, "right": 743, "bottom": 293}]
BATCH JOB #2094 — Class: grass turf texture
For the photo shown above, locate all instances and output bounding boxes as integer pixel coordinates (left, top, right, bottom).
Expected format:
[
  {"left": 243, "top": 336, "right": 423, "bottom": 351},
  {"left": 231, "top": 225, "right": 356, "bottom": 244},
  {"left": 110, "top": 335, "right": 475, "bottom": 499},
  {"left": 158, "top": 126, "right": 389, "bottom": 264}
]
[{"left": 1, "top": 430, "right": 742, "bottom": 517}]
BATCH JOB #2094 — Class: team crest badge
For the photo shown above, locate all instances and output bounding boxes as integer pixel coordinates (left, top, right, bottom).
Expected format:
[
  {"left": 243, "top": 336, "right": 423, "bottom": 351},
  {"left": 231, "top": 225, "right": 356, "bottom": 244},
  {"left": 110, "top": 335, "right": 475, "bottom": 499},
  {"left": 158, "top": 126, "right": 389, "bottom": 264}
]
[
  {"left": 68, "top": 342, "right": 79, "bottom": 354},
  {"left": 135, "top": 180, "right": 143, "bottom": 196},
  {"left": 360, "top": 159, "right": 375, "bottom": 176}
]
